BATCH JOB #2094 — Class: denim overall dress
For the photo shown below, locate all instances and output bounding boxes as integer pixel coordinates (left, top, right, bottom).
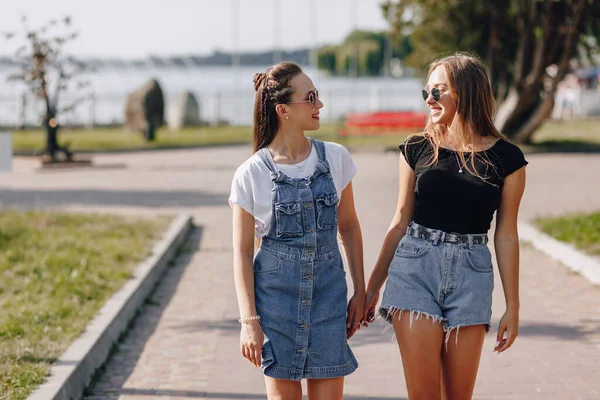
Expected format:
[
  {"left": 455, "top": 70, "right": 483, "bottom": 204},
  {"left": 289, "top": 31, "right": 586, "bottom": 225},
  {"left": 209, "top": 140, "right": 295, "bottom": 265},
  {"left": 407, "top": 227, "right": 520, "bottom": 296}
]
[{"left": 254, "top": 138, "right": 358, "bottom": 381}]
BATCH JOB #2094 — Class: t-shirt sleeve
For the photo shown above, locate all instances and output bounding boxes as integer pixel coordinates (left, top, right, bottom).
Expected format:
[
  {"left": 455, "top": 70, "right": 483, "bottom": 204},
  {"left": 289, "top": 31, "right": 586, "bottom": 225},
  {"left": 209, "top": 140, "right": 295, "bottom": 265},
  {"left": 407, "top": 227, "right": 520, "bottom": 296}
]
[
  {"left": 503, "top": 144, "right": 528, "bottom": 177},
  {"left": 339, "top": 145, "right": 357, "bottom": 191},
  {"left": 324, "top": 142, "right": 357, "bottom": 199},
  {"left": 228, "top": 165, "right": 254, "bottom": 217},
  {"left": 398, "top": 135, "right": 425, "bottom": 170}
]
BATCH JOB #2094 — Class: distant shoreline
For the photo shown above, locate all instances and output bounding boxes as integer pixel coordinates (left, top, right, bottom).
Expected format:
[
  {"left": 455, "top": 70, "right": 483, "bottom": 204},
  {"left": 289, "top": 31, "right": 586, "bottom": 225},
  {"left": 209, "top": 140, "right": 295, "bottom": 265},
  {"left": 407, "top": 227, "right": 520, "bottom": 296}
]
[{"left": 0, "top": 48, "right": 316, "bottom": 69}]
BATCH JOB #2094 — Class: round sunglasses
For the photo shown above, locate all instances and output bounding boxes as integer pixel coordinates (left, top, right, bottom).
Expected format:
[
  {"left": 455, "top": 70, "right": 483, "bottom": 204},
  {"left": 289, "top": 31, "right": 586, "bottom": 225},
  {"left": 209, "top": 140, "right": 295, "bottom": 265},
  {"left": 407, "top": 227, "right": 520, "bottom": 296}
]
[
  {"left": 422, "top": 87, "right": 441, "bottom": 102},
  {"left": 287, "top": 89, "right": 319, "bottom": 108}
]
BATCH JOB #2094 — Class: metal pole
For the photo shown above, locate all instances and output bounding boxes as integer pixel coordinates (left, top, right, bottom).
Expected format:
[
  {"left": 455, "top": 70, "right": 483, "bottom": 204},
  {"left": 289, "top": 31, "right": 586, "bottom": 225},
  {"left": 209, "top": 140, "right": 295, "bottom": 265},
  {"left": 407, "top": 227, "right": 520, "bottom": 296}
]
[
  {"left": 274, "top": 0, "right": 282, "bottom": 64},
  {"left": 349, "top": 0, "right": 359, "bottom": 112},
  {"left": 232, "top": 0, "right": 241, "bottom": 124},
  {"left": 383, "top": 4, "right": 394, "bottom": 77},
  {"left": 232, "top": 0, "right": 240, "bottom": 74},
  {"left": 349, "top": 0, "right": 358, "bottom": 79},
  {"left": 310, "top": 0, "right": 318, "bottom": 71},
  {"left": 88, "top": 93, "right": 96, "bottom": 129},
  {"left": 16, "top": 92, "right": 26, "bottom": 130}
]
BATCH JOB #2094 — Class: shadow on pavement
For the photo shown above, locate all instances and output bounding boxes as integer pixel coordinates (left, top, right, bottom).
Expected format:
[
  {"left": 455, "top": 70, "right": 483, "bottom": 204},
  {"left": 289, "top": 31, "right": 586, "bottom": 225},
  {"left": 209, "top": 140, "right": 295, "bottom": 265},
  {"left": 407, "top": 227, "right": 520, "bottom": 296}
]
[
  {"left": 524, "top": 140, "right": 600, "bottom": 154},
  {"left": 0, "top": 189, "right": 228, "bottom": 208},
  {"left": 517, "top": 319, "right": 600, "bottom": 341},
  {"left": 83, "top": 226, "right": 203, "bottom": 399},
  {"left": 170, "top": 318, "right": 240, "bottom": 334},
  {"left": 169, "top": 317, "right": 397, "bottom": 349},
  {"left": 352, "top": 318, "right": 600, "bottom": 346},
  {"left": 118, "top": 387, "right": 405, "bottom": 399}
]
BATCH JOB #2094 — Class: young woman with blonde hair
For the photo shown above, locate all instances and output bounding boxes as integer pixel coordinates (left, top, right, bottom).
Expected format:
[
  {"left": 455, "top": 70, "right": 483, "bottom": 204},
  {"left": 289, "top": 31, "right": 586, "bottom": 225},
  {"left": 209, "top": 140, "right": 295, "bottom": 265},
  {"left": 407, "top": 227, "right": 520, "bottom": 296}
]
[{"left": 364, "top": 52, "right": 528, "bottom": 399}]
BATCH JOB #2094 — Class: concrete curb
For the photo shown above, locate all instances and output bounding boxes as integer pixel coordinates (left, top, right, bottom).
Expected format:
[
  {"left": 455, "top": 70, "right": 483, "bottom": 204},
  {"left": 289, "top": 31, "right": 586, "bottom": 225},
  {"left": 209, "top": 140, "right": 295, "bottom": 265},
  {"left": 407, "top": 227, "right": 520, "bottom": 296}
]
[
  {"left": 26, "top": 213, "right": 194, "bottom": 400},
  {"left": 519, "top": 220, "right": 600, "bottom": 285}
]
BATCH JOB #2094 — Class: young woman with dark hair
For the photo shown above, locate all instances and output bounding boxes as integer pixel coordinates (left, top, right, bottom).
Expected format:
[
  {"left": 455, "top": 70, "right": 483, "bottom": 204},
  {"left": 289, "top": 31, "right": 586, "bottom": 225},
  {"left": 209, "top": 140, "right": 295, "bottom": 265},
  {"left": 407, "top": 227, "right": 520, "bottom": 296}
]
[{"left": 230, "top": 62, "right": 365, "bottom": 400}]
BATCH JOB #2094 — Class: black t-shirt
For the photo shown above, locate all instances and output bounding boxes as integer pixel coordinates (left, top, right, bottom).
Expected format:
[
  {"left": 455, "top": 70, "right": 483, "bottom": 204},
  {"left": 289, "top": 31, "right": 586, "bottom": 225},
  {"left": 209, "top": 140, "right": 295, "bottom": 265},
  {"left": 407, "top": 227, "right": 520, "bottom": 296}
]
[{"left": 400, "top": 135, "right": 528, "bottom": 234}]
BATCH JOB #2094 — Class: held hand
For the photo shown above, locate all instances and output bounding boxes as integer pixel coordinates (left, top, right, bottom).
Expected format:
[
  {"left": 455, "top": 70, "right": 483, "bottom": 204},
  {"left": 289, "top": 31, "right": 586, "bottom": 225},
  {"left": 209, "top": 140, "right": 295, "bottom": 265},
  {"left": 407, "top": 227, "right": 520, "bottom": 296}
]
[
  {"left": 346, "top": 292, "right": 365, "bottom": 339},
  {"left": 494, "top": 308, "right": 519, "bottom": 353},
  {"left": 240, "top": 321, "right": 264, "bottom": 367},
  {"left": 362, "top": 290, "right": 380, "bottom": 327}
]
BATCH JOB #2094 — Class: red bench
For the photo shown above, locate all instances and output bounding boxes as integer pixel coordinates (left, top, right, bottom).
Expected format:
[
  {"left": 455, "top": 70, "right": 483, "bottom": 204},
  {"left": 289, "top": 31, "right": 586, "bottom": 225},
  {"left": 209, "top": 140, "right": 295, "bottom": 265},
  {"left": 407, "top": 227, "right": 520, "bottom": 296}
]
[{"left": 340, "top": 111, "right": 428, "bottom": 136}]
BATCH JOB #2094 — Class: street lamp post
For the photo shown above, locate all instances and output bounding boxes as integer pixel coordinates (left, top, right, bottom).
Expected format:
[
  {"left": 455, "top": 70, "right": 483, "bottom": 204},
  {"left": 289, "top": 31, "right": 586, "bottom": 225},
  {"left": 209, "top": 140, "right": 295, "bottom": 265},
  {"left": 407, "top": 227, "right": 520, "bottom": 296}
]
[
  {"left": 273, "top": 0, "right": 282, "bottom": 64},
  {"left": 231, "top": 0, "right": 241, "bottom": 124},
  {"left": 349, "top": 0, "right": 358, "bottom": 79},
  {"left": 310, "top": 0, "right": 318, "bottom": 71}
]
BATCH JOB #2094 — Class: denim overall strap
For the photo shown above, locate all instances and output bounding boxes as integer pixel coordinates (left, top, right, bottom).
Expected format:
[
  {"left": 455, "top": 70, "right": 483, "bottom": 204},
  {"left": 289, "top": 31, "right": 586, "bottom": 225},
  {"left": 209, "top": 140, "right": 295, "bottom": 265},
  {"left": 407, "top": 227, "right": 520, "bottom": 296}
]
[
  {"left": 311, "top": 139, "right": 330, "bottom": 176},
  {"left": 257, "top": 147, "right": 280, "bottom": 181}
]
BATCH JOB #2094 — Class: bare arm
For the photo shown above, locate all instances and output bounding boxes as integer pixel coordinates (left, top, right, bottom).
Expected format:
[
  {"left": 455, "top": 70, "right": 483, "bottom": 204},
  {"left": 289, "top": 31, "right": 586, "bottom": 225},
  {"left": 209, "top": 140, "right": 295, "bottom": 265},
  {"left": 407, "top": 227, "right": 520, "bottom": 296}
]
[
  {"left": 338, "top": 182, "right": 365, "bottom": 297},
  {"left": 233, "top": 204, "right": 257, "bottom": 318},
  {"left": 493, "top": 166, "right": 526, "bottom": 353},
  {"left": 232, "top": 204, "right": 263, "bottom": 367},
  {"left": 367, "top": 153, "right": 416, "bottom": 293},
  {"left": 364, "top": 153, "right": 416, "bottom": 321},
  {"left": 337, "top": 182, "right": 366, "bottom": 338}
]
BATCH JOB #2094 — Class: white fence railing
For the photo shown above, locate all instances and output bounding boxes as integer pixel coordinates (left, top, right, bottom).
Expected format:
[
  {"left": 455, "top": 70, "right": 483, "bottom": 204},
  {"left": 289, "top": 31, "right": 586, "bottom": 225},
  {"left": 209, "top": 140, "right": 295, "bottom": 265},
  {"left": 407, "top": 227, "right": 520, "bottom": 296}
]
[{"left": 0, "top": 88, "right": 598, "bottom": 129}]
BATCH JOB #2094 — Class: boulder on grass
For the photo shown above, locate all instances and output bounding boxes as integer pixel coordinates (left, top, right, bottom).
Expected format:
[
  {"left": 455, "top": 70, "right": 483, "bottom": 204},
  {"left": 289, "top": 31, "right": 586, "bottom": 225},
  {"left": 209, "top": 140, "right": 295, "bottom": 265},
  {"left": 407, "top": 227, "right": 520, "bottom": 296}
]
[
  {"left": 168, "top": 91, "right": 201, "bottom": 131},
  {"left": 124, "top": 78, "right": 164, "bottom": 141}
]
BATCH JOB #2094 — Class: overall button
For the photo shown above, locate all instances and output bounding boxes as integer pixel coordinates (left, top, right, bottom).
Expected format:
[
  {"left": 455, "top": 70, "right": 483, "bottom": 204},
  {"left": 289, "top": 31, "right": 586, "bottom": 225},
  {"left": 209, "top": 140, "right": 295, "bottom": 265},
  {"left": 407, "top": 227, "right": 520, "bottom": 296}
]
[
  {"left": 307, "top": 251, "right": 314, "bottom": 257},
  {"left": 302, "top": 300, "right": 311, "bottom": 305},
  {"left": 304, "top": 275, "right": 313, "bottom": 280},
  {"left": 297, "top": 348, "right": 306, "bottom": 353},
  {"left": 301, "top": 323, "right": 309, "bottom": 328},
  {"left": 307, "top": 228, "right": 315, "bottom": 233},
  {"left": 305, "top": 202, "right": 313, "bottom": 208}
]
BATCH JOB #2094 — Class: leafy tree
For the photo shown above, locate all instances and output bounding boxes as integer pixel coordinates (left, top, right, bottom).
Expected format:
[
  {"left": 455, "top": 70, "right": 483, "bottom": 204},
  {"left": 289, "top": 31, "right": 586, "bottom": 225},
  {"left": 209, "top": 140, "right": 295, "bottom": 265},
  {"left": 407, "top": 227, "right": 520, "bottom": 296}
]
[
  {"left": 383, "top": 0, "right": 600, "bottom": 142},
  {"left": 318, "top": 30, "right": 389, "bottom": 76},
  {"left": 4, "top": 16, "right": 90, "bottom": 161}
]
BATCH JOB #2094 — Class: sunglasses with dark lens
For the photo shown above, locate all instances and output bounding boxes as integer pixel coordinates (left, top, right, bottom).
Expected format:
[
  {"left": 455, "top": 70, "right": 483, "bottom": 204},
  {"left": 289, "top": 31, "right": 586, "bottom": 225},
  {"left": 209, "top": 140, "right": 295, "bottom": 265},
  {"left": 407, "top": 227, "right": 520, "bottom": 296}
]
[
  {"left": 422, "top": 87, "right": 441, "bottom": 102},
  {"left": 288, "top": 89, "right": 319, "bottom": 108}
]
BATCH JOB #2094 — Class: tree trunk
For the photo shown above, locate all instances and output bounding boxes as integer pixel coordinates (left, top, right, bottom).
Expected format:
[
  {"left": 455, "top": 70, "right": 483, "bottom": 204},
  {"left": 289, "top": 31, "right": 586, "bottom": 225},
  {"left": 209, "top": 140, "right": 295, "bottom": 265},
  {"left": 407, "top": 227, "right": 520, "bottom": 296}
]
[
  {"left": 40, "top": 72, "right": 72, "bottom": 162},
  {"left": 44, "top": 113, "right": 59, "bottom": 156},
  {"left": 513, "top": 93, "right": 555, "bottom": 143},
  {"left": 494, "top": 0, "right": 586, "bottom": 143}
]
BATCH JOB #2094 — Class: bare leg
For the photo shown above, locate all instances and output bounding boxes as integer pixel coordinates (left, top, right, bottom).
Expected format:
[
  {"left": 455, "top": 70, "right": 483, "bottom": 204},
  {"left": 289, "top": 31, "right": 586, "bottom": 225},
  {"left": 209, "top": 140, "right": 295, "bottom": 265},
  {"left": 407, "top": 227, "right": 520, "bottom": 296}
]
[
  {"left": 307, "top": 377, "right": 344, "bottom": 400},
  {"left": 441, "top": 325, "right": 486, "bottom": 400},
  {"left": 264, "top": 377, "right": 302, "bottom": 400},
  {"left": 393, "top": 313, "right": 445, "bottom": 400}
]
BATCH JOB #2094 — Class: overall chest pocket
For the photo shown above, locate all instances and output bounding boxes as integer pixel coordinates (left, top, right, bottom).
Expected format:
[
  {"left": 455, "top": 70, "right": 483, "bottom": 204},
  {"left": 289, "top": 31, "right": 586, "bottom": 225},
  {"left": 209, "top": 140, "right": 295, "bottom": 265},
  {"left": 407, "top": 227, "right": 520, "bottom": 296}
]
[
  {"left": 315, "top": 193, "right": 338, "bottom": 231},
  {"left": 275, "top": 201, "right": 303, "bottom": 238}
]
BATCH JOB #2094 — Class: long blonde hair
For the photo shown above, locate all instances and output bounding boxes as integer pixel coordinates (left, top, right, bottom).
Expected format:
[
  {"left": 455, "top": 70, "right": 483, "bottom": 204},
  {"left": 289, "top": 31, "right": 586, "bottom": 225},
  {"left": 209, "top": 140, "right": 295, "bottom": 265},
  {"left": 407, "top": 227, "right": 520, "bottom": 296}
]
[{"left": 418, "top": 52, "right": 507, "bottom": 179}]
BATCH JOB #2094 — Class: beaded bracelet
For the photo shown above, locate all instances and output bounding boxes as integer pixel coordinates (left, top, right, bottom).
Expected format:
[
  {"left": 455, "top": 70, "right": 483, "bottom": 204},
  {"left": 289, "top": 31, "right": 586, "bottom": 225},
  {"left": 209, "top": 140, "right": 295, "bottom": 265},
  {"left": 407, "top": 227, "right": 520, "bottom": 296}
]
[{"left": 238, "top": 315, "right": 261, "bottom": 324}]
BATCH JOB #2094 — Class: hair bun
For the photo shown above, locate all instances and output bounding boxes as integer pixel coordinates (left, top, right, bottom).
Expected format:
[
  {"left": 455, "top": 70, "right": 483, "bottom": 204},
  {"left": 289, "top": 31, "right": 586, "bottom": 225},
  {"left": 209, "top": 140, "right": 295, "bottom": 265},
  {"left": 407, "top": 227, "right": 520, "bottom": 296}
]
[{"left": 253, "top": 72, "right": 267, "bottom": 91}]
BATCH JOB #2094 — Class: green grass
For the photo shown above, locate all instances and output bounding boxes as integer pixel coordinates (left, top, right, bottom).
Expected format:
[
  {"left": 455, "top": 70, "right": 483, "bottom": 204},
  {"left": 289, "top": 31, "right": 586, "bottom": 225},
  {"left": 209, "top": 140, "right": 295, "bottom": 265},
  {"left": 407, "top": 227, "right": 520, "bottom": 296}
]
[
  {"left": 535, "top": 212, "right": 600, "bottom": 256},
  {"left": 0, "top": 211, "right": 171, "bottom": 400},
  {"left": 9, "top": 116, "right": 600, "bottom": 153},
  {"left": 524, "top": 117, "right": 600, "bottom": 153}
]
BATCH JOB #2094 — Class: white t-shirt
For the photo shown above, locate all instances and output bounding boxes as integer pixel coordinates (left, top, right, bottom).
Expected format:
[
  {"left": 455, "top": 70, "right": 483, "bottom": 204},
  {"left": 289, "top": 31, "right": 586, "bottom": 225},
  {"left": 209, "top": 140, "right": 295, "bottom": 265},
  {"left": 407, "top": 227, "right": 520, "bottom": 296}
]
[{"left": 229, "top": 141, "right": 357, "bottom": 238}]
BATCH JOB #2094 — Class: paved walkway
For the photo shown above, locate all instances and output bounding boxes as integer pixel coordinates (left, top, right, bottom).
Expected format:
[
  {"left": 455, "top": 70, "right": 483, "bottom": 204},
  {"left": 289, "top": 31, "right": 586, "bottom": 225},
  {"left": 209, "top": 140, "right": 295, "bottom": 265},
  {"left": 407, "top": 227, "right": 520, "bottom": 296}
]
[{"left": 1, "top": 146, "right": 600, "bottom": 399}]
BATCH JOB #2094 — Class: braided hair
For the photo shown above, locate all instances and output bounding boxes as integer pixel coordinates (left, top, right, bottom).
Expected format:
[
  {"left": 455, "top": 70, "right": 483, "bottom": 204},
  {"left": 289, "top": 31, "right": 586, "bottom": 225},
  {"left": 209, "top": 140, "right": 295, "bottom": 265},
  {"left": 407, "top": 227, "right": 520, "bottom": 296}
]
[{"left": 252, "top": 62, "right": 303, "bottom": 152}]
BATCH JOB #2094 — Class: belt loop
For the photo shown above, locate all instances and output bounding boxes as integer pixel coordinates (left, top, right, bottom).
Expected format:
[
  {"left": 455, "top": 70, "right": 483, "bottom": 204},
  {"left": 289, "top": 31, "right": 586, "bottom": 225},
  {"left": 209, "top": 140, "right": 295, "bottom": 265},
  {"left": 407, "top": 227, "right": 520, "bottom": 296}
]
[
  {"left": 432, "top": 230, "right": 440, "bottom": 246},
  {"left": 440, "top": 231, "right": 446, "bottom": 244},
  {"left": 467, "top": 235, "right": 474, "bottom": 249}
]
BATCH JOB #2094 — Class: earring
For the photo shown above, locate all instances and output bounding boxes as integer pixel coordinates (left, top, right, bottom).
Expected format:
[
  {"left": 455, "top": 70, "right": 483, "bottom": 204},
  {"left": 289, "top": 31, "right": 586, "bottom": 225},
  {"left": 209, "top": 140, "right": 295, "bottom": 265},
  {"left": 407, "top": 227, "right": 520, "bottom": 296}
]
[{"left": 285, "top": 116, "right": 289, "bottom": 120}]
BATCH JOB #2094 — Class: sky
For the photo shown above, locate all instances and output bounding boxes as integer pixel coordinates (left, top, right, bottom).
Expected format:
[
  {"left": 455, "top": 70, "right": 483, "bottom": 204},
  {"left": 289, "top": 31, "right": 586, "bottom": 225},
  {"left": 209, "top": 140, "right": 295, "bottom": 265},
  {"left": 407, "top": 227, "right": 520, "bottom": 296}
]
[{"left": 0, "top": 0, "right": 391, "bottom": 58}]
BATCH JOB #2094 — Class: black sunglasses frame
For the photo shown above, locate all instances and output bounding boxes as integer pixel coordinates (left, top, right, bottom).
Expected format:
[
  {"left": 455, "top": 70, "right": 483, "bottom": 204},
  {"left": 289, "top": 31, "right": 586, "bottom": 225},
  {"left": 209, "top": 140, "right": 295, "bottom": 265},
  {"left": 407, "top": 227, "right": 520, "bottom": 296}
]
[{"left": 422, "top": 87, "right": 441, "bottom": 102}]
